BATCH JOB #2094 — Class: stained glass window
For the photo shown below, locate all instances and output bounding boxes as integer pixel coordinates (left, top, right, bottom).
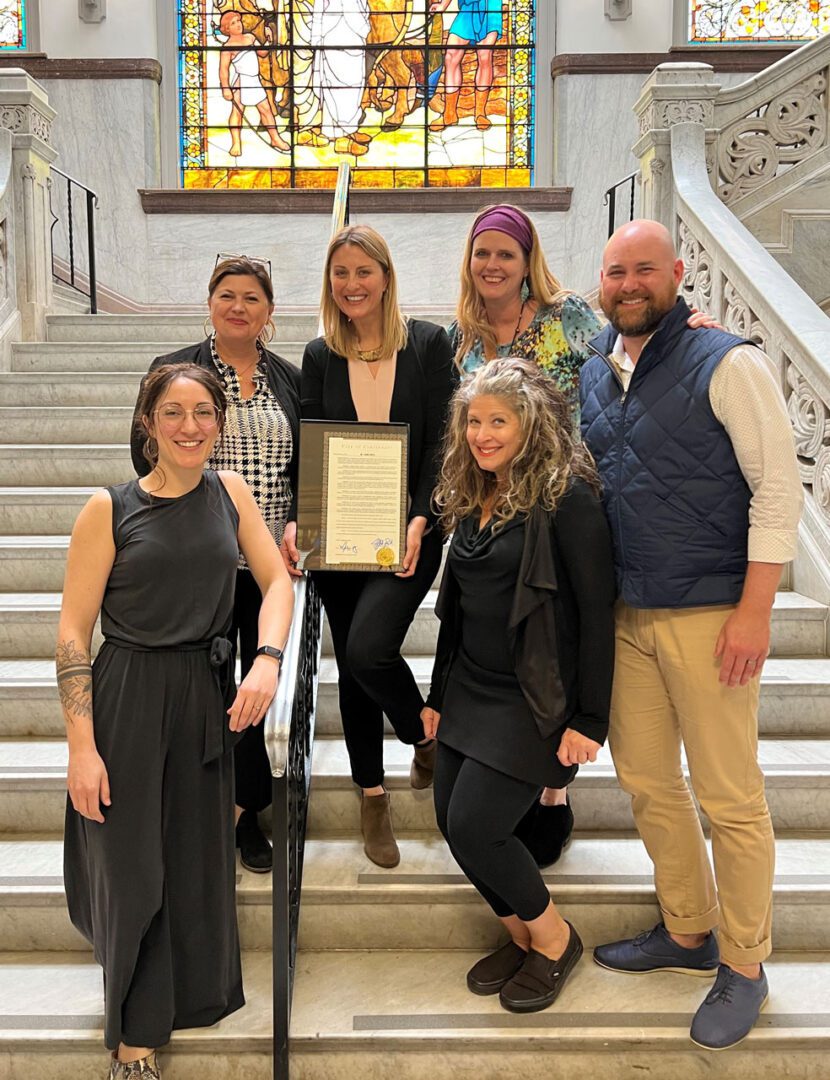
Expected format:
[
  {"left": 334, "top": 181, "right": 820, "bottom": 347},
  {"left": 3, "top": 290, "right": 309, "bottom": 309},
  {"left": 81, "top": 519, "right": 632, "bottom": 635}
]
[
  {"left": 0, "top": 0, "right": 27, "bottom": 49},
  {"left": 689, "top": 1, "right": 830, "bottom": 42},
  {"left": 178, "top": 2, "right": 535, "bottom": 189}
]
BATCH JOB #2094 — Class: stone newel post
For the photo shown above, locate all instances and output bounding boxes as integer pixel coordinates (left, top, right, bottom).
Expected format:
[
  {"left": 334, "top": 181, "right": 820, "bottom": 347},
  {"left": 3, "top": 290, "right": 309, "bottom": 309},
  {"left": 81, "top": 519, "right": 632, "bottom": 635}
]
[
  {"left": 0, "top": 69, "right": 56, "bottom": 340},
  {"left": 632, "top": 63, "right": 721, "bottom": 229}
]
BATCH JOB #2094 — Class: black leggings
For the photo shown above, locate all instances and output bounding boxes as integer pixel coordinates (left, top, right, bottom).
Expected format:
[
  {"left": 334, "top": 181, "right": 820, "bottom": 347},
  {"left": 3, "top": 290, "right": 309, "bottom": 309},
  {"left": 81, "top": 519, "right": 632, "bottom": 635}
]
[
  {"left": 312, "top": 528, "right": 444, "bottom": 788},
  {"left": 434, "top": 742, "right": 550, "bottom": 921},
  {"left": 229, "top": 568, "right": 272, "bottom": 813}
]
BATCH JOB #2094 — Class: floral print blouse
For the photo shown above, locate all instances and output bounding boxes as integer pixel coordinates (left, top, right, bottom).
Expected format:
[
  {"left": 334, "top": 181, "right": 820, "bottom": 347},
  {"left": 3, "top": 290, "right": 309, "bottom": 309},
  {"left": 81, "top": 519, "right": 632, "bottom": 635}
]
[{"left": 449, "top": 294, "right": 604, "bottom": 417}]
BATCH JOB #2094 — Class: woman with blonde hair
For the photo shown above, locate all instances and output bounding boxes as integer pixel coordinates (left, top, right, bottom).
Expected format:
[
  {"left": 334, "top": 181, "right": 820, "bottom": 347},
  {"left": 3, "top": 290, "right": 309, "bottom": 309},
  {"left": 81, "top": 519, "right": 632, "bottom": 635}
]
[
  {"left": 422, "top": 357, "right": 615, "bottom": 1012},
  {"left": 450, "top": 204, "right": 603, "bottom": 410},
  {"left": 302, "top": 224, "right": 456, "bottom": 867}
]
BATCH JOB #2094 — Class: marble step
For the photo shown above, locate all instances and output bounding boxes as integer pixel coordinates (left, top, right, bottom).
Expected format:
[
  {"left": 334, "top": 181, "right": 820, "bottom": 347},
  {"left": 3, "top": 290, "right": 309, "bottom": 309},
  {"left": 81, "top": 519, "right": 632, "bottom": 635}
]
[
  {"left": 0, "top": 407, "right": 134, "bottom": 445},
  {"left": 11, "top": 341, "right": 306, "bottom": 373},
  {"left": 3, "top": 654, "right": 829, "bottom": 739},
  {"left": 0, "top": 489, "right": 94, "bottom": 535},
  {"left": 2, "top": 736, "right": 828, "bottom": 835},
  {"left": 0, "top": 445, "right": 133, "bottom": 486},
  {"left": 0, "top": 372, "right": 143, "bottom": 407},
  {"left": 46, "top": 311, "right": 321, "bottom": 343},
  {"left": 44, "top": 309, "right": 455, "bottom": 344},
  {"left": 304, "top": 735, "right": 830, "bottom": 837},
  {"left": 50, "top": 283, "right": 91, "bottom": 315},
  {"left": 315, "top": 655, "right": 830, "bottom": 736},
  {"left": 2, "top": 834, "right": 827, "bottom": 953},
  {"left": 1, "top": 949, "right": 827, "bottom": 1079},
  {"left": 0, "top": 589, "right": 824, "bottom": 661},
  {"left": 0, "top": 533, "right": 448, "bottom": 594}
]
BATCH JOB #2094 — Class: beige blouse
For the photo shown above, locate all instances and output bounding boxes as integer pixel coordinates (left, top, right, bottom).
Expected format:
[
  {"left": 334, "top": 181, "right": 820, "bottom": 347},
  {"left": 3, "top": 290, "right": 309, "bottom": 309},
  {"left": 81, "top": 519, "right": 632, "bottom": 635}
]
[{"left": 347, "top": 354, "right": 397, "bottom": 422}]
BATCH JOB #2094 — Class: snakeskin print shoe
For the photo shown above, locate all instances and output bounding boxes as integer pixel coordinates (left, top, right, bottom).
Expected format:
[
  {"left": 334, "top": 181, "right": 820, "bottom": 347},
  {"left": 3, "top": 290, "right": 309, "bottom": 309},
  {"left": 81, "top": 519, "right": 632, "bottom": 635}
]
[{"left": 108, "top": 1051, "right": 161, "bottom": 1079}]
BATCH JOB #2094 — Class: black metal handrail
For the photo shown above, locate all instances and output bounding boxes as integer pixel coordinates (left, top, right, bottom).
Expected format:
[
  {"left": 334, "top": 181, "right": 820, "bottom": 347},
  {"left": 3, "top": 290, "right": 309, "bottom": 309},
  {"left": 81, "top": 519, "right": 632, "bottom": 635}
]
[
  {"left": 265, "top": 576, "right": 322, "bottom": 1078},
  {"left": 264, "top": 160, "right": 349, "bottom": 1078},
  {"left": 48, "top": 166, "right": 99, "bottom": 313},
  {"left": 603, "top": 170, "right": 638, "bottom": 238}
]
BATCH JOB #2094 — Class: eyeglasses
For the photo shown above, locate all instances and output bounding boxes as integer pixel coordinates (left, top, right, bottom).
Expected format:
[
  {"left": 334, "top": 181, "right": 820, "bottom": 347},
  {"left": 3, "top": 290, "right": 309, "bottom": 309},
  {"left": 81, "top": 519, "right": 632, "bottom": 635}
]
[
  {"left": 215, "top": 252, "right": 273, "bottom": 276},
  {"left": 154, "top": 404, "right": 222, "bottom": 432}
]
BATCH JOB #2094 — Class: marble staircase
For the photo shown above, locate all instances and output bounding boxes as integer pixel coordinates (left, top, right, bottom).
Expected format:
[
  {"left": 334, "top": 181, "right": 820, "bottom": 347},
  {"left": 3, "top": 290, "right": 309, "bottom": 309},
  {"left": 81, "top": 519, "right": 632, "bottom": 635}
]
[{"left": 0, "top": 314, "right": 829, "bottom": 1078}]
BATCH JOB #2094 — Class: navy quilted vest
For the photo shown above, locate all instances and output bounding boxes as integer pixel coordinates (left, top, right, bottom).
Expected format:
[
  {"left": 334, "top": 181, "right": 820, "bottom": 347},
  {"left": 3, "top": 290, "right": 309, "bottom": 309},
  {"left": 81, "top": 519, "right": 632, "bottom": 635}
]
[{"left": 580, "top": 298, "right": 752, "bottom": 609}]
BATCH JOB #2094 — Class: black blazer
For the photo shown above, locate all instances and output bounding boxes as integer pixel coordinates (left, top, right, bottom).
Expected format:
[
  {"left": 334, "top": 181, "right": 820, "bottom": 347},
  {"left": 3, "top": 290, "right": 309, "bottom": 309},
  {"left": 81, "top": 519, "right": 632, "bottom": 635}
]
[
  {"left": 427, "top": 482, "right": 617, "bottom": 748},
  {"left": 129, "top": 337, "right": 301, "bottom": 515},
  {"left": 301, "top": 319, "right": 457, "bottom": 524}
]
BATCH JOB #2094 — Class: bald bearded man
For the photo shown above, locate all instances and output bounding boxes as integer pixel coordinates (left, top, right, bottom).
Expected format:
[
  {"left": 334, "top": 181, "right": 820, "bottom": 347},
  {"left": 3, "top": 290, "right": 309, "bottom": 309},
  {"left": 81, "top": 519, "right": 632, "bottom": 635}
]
[{"left": 580, "top": 220, "right": 802, "bottom": 1050}]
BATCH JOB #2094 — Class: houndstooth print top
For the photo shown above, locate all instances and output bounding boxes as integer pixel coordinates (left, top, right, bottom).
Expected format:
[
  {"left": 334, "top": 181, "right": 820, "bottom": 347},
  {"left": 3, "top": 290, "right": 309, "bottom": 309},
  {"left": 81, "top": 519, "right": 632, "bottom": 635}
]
[{"left": 207, "top": 335, "right": 294, "bottom": 568}]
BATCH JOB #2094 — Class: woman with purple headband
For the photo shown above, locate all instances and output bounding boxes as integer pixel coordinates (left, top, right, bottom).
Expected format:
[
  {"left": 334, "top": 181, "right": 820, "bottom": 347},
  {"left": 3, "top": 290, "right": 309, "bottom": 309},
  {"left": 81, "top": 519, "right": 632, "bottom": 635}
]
[{"left": 447, "top": 204, "right": 602, "bottom": 866}]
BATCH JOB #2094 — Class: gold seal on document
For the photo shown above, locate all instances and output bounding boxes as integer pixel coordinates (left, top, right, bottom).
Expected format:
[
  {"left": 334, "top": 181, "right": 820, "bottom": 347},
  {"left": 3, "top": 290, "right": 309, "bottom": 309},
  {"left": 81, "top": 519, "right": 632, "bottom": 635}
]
[{"left": 376, "top": 546, "right": 395, "bottom": 567}]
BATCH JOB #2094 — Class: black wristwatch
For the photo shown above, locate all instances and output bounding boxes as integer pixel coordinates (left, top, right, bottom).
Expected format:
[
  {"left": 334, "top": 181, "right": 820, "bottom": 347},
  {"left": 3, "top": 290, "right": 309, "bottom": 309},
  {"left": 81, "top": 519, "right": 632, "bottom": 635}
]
[{"left": 254, "top": 645, "right": 284, "bottom": 668}]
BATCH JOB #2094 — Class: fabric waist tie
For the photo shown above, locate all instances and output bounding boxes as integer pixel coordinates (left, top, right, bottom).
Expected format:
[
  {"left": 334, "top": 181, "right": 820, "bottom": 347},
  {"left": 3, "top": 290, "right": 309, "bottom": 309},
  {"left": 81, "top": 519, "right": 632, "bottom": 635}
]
[{"left": 102, "top": 636, "right": 239, "bottom": 763}]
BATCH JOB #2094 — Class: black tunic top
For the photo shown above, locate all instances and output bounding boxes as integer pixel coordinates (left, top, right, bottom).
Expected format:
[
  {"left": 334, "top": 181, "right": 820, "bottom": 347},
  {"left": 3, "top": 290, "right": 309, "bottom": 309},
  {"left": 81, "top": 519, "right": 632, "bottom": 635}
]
[{"left": 429, "top": 480, "right": 617, "bottom": 789}]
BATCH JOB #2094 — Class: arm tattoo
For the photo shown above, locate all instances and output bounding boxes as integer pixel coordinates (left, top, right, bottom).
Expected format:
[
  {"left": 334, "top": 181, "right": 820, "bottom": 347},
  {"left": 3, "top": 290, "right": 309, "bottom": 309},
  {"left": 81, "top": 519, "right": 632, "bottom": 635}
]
[{"left": 56, "top": 639, "right": 93, "bottom": 725}]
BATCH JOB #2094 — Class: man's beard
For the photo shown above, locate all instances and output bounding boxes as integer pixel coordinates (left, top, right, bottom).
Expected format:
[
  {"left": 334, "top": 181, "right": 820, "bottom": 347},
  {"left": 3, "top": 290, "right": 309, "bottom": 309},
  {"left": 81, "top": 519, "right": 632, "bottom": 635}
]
[{"left": 600, "top": 292, "right": 677, "bottom": 337}]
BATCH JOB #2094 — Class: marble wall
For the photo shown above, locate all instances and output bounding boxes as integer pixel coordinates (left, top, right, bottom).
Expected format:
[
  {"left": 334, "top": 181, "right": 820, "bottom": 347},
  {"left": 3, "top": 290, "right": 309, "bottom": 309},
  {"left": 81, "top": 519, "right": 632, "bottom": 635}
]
[
  {"left": 43, "top": 77, "right": 160, "bottom": 305},
  {"left": 555, "top": 0, "right": 676, "bottom": 54},
  {"left": 553, "top": 70, "right": 751, "bottom": 296},
  {"left": 39, "top": 0, "right": 159, "bottom": 59}
]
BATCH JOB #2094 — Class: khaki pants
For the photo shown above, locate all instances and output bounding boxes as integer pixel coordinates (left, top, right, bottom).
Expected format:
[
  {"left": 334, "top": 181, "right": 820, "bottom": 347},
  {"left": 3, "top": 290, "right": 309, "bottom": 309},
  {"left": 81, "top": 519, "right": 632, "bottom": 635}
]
[{"left": 610, "top": 602, "right": 775, "bottom": 965}]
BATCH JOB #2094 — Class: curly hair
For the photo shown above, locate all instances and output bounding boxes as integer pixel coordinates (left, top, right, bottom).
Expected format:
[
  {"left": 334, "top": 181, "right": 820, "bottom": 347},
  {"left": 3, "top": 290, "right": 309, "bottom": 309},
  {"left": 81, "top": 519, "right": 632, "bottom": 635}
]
[{"left": 434, "top": 357, "right": 600, "bottom": 532}]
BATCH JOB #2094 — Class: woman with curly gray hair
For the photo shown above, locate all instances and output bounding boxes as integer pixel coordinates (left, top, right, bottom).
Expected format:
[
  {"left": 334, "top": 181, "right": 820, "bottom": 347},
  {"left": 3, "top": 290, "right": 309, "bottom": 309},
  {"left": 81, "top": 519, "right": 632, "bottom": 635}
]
[{"left": 421, "top": 357, "right": 616, "bottom": 1013}]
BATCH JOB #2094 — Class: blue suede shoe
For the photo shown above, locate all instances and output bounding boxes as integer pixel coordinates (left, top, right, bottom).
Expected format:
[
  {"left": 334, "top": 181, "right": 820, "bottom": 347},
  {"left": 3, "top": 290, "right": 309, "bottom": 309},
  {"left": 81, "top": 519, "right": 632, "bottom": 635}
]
[
  {"left": 690, "top": 963, "right": 768, "bottom": 1050},
  {"left": 593, "top": 922, "right": 719, "bottom": 976}
]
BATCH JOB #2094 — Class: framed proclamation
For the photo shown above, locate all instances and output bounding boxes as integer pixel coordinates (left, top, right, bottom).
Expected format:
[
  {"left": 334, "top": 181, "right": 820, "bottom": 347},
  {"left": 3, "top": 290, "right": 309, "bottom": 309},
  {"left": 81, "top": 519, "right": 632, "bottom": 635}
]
[{"left": 296, "top": 420, "right": 409, "bottom": 573}]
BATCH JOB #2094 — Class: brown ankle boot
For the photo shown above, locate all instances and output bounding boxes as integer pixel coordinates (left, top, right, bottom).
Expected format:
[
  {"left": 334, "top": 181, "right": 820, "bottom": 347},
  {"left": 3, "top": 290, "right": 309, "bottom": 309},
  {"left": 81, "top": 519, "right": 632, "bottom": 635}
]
[
  {"left": 109, "top": 1051, "right": 161, "bottom": 1079},
  {"left": 410, "top": 740, "right": 437, "bottom": 790},
  {"left": 360, "top": 792, "right": 400, "bottom": 868}
]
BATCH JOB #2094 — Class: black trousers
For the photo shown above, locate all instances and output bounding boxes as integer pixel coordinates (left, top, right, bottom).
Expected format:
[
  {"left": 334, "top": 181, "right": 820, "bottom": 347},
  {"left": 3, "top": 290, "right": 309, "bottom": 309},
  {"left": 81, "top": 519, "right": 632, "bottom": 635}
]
[
  {"left": 433, "top": 741, "right": 549, "bottom": 921},
  {"left": 229, "top": 568, "right": 272, "bottom": 813},
  {"left": 312, "top": 528, "right": 444, "bottom": 789}
]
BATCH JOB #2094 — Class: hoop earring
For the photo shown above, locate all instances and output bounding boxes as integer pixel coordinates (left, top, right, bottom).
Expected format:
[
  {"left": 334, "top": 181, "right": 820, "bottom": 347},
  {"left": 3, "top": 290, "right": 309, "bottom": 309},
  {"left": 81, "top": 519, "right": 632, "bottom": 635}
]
[
  {"left": 203, "top": 316, "right": 214, "bottom": 338},
  {"left": 143, "top": 434, "right": 158, "bottom": 469},
  {"left": 258, "top": 317, "right": 276, "bottom": 345}
]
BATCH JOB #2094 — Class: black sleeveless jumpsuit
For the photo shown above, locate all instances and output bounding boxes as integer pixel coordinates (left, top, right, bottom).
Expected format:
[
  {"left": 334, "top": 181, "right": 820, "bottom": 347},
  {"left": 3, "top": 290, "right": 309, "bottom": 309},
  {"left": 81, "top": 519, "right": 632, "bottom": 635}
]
[{"left": 63, "top": 471, "right": 245, "bottom": 1050}]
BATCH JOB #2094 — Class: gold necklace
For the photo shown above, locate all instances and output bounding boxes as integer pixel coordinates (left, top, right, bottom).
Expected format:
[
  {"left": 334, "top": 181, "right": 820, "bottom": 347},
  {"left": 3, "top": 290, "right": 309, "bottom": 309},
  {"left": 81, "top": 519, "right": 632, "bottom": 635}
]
[{"left": 357, "top": 346, "right": 384, "bottom": 363}]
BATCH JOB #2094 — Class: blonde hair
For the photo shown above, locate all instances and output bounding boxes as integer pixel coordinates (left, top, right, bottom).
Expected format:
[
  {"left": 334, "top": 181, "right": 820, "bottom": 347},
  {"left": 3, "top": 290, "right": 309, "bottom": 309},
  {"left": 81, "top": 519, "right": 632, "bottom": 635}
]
[
  {"left": 454, "top": 204, "right": 571, "bottom": 366},
  {"left": 434, "top": 357, "right": 600, "bottom": 532},
  {"left": 319, "top": 224, "right": 409, "bottom": 361}
]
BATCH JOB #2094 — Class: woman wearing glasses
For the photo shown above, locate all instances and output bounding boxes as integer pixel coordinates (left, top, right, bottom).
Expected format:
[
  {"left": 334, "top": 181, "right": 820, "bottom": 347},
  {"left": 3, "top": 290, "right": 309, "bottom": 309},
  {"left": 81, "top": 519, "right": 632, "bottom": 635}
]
[
  {"left": 302, "top": 224, "right": 456, "bottom": 867},
  {"left": 63, "top": 363, "right": 294, "bottom": 1078},
  {"left": 130, "top": 255, "right": 300, "bottom": 873}
]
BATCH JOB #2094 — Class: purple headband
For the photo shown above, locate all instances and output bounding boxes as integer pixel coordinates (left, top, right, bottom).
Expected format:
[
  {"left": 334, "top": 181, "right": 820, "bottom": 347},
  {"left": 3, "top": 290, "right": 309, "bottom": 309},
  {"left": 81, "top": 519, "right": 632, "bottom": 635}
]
[{"left": 471, "top": 206, "right": 533, "bottom": 253}]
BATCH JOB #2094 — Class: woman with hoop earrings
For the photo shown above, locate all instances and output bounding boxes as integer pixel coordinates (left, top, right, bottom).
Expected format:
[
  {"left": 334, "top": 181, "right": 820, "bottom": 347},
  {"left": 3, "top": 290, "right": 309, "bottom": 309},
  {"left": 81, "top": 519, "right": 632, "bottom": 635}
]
[{"left": 130, "top": 255, "right": 300, "bottom": 873}]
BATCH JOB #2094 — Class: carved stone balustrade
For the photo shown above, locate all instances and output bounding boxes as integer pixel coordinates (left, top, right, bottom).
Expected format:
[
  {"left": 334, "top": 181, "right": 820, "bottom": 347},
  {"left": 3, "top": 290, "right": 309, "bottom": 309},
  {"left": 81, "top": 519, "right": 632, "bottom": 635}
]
[{"left": 0, "top": 68, "right": 55, "bottom": 345}]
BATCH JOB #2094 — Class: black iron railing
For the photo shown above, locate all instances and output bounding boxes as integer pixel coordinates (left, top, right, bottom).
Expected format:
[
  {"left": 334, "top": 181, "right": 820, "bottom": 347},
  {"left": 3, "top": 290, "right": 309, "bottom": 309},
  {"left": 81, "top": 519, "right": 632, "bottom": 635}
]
[
  {"left": 48, "top": 166, "right": 99, "bottom": 313},
  {"left": 265, "top": 158, "right": 347, "bottom": 1080},
  {"left": 603, "top": 171, "right": 638, "bottom": 238},
  {"left": 265, "top": 577, "right": 322, "bottom": 1078}
]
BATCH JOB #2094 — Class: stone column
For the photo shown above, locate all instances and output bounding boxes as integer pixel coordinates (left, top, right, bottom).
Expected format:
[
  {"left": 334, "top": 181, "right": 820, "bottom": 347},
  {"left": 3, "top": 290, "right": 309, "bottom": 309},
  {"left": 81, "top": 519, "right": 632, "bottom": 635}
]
[
  {"left": 0, "top": 69, "right": 57, "bottom": 340},
  {"left": 632, "top": 63, "right": 721, "bottom": 229}
]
